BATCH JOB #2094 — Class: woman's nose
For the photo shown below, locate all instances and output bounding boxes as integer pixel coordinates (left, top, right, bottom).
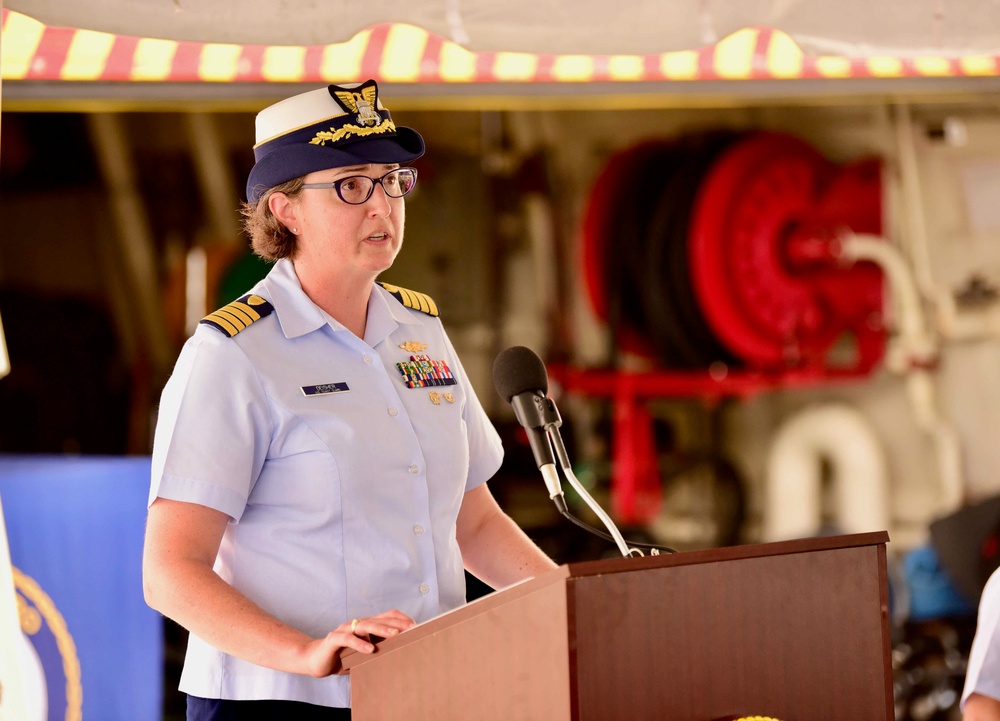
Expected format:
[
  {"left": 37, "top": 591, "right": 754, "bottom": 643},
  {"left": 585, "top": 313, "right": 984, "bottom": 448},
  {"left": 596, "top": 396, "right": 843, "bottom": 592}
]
[{"left": 367, "top": 182, "right": 392, "bottom": 217}]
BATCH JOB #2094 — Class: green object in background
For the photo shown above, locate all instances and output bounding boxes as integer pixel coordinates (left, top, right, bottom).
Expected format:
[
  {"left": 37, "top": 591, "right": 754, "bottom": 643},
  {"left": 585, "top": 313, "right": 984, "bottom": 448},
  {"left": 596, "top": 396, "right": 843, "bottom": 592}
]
[{"left": 217, "top": 251, "right": 273, "bottom": 306}]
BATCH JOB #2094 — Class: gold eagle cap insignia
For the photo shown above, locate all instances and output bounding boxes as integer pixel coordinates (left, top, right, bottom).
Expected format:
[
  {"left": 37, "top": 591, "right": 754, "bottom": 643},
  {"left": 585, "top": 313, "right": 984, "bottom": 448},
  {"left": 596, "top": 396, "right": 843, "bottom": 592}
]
[{"left": 334, "top": 85, "right": 380, "bottom": 127}]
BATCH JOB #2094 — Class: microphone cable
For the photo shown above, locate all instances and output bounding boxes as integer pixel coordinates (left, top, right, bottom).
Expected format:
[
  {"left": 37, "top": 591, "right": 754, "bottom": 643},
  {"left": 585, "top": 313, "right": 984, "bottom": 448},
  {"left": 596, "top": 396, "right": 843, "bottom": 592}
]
[{"left": 545, "top": 423, "right": 677, "bottom": 556}]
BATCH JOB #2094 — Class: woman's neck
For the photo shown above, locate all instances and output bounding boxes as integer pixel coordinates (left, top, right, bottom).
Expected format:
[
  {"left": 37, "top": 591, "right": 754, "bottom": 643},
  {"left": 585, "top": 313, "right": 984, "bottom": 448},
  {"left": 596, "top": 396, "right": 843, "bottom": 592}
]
[{"left": 293, "top": 262, "right": 375, "bottom": 339}]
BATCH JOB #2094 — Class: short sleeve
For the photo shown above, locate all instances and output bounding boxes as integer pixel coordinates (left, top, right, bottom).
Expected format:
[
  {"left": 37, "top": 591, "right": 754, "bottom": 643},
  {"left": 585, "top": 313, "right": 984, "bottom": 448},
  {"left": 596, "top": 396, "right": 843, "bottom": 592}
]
[
  {"left": 438, "top": 325, "right": 503, "bottom": 491},
  {"left": 149, "top": 329, "right": 273, "bottom": 521}
]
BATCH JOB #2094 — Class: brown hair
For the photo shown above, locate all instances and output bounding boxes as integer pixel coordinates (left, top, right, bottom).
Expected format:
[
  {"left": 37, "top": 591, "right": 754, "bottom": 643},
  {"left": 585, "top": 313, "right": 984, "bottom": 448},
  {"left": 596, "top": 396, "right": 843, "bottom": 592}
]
[{"left": 240, "top": 177, "right": 304, "bottom": 261}]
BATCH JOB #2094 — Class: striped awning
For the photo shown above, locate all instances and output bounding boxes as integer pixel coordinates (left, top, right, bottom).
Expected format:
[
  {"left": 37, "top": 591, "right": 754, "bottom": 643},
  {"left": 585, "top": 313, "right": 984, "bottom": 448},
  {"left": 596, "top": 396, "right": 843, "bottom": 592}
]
[{"left": 3, "top": 8, "right": 1000, "bottom": 85}]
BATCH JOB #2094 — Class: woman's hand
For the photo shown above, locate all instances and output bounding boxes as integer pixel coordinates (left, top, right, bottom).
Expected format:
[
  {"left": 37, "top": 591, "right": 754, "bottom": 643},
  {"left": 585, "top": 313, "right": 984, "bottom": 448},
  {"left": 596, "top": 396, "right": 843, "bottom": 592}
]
[
  {"left": 145, "top": 499, "right": 414, "bottom": 677},
  {"left": 144, "top": 498, "right": 419, "bottom": 678},
  {"left": 300, "top": 609, "right": 417, "bottom": 677}
]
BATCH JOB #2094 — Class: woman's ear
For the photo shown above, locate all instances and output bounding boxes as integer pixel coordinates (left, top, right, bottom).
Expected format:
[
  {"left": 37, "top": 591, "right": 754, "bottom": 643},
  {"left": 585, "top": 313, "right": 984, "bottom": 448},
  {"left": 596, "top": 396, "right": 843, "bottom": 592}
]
[{"left": 268, "top": 192, "right": 298, "bottom": 231}]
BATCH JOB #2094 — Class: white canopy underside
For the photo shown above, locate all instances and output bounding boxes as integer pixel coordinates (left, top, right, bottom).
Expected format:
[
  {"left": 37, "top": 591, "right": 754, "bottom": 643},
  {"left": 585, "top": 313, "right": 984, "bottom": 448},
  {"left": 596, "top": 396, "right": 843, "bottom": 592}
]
[{"left": 11, "top": 0, "right": 1000, "bottom": 58}]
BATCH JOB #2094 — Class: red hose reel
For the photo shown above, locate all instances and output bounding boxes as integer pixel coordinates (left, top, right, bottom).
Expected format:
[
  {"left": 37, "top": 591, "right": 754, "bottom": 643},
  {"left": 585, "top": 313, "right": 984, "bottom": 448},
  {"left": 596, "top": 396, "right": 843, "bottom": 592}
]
[
  {"left": 583, "top": 131, "right": 884, "bottom": 372},
  {"left": 571, "top": 131, "right": 886, "bottom": 526},
  {"left": 689, "top": 132, "right": 883, "bottom": 370}
]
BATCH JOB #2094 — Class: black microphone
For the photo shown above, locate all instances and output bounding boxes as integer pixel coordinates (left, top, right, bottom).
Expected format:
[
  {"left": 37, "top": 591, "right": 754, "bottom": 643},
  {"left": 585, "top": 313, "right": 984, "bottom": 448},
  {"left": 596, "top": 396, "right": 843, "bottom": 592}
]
[
  {"left": 492, "top": 346, "right": 677, "bottom": 557},
  {"left": 492, "top": 346, "right": 566, "bottom": 509}
]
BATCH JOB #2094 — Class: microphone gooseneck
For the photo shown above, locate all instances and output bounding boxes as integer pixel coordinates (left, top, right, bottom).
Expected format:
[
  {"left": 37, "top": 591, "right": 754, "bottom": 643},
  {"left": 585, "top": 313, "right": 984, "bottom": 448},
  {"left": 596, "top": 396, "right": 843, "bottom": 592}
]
[{"left": 492, "top": 346, "right": 675, "bottom": 558}]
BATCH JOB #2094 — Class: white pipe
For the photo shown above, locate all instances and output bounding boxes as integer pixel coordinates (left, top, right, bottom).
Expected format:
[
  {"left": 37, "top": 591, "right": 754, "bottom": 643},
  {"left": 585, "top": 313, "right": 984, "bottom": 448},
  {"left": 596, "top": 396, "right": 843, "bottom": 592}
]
[
  {"left": 840, "top": 233, "right": 935, "bottom": 370},
  {"left": 839, "top": 232, "right": 964, "bottom": 513},
  {"left": 892, "top": 103, "right": 938, "bottom": 301},
  {"left": 764, "top": 403, "right": 890, "bottom": 542},
  {"left": 905, "top": 369, "right": 964, "bottom": 513}
]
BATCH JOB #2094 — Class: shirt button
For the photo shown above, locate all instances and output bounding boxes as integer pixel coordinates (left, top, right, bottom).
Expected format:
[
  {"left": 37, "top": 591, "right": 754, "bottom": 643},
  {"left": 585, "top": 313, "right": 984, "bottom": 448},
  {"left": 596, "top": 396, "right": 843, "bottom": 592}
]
[
  {"left": 414, "top": 524, "right": 424, "bottom": 535},
  {"left": 408, "top": 464, "right": 420, "bottom": 475},
  {"left": 419, "top": 583, "right": 430, "bottom": 595},
  {"left": 388, "top": 407, "right": 398, "bottom": 417},
  {"left": 363, "top": 354, "right": 373, "bottom": 364}
]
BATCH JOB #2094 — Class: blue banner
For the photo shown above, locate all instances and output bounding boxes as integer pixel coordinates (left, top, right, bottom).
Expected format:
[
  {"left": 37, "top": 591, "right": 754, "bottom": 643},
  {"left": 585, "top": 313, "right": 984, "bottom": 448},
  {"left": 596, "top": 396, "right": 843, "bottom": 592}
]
[{"left": 0, "top": 455, "right": 162, "bottom": 721}]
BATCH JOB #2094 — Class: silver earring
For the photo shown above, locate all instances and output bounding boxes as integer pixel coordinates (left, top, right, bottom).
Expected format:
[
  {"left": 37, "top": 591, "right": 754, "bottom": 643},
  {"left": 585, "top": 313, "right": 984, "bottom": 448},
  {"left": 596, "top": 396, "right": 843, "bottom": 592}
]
[{"left": 291, "top": 228, "right": 298, "bottom": 234}]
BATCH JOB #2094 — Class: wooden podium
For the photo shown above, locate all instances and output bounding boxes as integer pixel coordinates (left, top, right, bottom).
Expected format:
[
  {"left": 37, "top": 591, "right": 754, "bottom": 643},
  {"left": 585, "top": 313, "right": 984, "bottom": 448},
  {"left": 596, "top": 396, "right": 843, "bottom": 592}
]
[{"left": 342, "top": 532, "right": 892, "bottom": 721}]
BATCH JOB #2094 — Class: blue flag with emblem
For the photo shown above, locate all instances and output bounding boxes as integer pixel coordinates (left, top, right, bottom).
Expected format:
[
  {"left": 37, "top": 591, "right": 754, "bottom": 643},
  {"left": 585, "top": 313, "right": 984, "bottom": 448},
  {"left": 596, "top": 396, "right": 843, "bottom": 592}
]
[{"left": 0, "top": 455, "right": 162, "bottom": 721}]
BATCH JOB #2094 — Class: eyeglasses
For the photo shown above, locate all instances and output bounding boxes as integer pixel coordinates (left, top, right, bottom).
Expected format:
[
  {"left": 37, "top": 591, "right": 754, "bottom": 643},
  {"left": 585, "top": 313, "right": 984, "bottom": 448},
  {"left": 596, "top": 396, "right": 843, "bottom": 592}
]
[{"left": 300, "top": 167, "right": 418, "bottom": 205}]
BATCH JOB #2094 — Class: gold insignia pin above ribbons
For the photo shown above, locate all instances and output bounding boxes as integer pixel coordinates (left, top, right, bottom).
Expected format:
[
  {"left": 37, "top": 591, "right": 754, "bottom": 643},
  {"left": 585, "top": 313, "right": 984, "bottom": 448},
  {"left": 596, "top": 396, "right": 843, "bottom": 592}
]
[{"left": 399, "top": 341, "right": 427, "bottom": 353}]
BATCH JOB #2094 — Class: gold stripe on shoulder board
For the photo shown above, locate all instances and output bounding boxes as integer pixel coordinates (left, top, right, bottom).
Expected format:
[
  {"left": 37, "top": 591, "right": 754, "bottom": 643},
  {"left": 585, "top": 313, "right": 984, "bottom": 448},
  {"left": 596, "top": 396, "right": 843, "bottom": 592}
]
[
  {"left": 200, "top": 294, "right": 275, "bottom": 337},
  {"left": 377, "top": 282, "right": 439, "bottom": 317}
]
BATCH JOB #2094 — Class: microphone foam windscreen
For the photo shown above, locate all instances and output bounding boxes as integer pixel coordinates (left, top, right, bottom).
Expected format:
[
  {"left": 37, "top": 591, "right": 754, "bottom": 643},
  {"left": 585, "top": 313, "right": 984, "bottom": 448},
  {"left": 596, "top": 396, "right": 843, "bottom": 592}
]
[{"left": 492, "top": 346, "right": 549, "bottom": 403}]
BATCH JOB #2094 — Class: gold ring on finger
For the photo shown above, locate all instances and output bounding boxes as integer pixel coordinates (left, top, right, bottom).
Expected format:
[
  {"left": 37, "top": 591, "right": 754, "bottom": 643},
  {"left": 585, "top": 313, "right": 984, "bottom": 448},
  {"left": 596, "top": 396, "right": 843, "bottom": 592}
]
[{"left": 350, "top": 618, "right": 360, "bottom": 634}]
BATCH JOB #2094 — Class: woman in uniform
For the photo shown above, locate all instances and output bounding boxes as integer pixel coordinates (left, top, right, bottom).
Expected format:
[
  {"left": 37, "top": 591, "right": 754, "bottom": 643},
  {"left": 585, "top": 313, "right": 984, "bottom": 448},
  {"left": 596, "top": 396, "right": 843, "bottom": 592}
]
[{"left": 142, "top": 80, "right": 557, "bottom": 720}]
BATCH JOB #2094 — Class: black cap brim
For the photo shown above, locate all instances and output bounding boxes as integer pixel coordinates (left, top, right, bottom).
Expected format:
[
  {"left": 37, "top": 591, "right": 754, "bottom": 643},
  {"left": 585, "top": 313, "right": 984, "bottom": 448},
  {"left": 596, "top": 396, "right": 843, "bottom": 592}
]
[{"left": 246, "top": 126, "right": 424, "bottom": 202}]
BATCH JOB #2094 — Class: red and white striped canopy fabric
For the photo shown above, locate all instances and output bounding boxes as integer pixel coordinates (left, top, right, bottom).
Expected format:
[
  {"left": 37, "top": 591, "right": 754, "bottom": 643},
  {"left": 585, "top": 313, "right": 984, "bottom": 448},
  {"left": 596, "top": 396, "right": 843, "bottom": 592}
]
[{"left": 4, "top": 8, "right": 999, "bottom": 85}]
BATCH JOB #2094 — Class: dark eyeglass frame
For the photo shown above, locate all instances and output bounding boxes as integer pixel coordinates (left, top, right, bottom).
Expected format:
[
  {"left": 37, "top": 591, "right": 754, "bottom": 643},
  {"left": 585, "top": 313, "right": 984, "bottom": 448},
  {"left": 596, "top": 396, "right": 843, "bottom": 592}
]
[{"left": 300, "top": 167, "right": 418, "bottom": 205}]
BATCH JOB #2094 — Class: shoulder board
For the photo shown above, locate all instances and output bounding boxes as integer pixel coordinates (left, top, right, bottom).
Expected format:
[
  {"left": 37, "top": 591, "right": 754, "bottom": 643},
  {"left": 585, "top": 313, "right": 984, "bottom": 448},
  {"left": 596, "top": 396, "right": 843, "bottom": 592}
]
[
  {"left": 200, "top": 294, "right": 274, "bottom": 337},
  {"left": 377, "top": 282, "right": 439, "bottom": 317}
]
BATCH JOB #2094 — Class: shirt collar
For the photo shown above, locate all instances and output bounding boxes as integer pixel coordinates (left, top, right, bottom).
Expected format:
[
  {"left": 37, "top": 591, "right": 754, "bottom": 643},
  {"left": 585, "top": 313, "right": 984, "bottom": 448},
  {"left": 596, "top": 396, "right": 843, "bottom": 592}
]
[
  {"left": 260, "top": 259, "right": 422, "bottom": 342},
  {"left": 260, "top": 259, "right": 328, "bottom": 339},
  {"left": 364, "top": 283, "right": 424, "bottom": 348}
]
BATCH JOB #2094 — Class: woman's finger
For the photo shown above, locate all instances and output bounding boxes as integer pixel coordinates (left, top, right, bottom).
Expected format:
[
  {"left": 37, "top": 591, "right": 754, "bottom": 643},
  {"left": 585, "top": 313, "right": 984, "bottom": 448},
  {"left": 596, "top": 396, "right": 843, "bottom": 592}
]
[{"left": 342, "top": 617, "right": 405, "bottom": 641}]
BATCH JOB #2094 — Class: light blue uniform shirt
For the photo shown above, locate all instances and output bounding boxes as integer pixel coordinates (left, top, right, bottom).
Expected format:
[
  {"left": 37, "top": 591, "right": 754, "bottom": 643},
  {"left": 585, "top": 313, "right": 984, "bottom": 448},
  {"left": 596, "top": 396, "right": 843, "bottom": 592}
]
[
  {"left": 149, "top": 258, "right": 503, "bottom": 707},
  {"left": 964, "top": 567, "right": 1000, "bottom": 709}
]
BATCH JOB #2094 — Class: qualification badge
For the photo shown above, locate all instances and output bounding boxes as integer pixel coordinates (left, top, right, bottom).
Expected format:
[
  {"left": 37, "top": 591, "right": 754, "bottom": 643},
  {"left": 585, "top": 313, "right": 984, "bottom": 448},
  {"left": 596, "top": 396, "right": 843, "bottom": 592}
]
[
  {"left": 429, "top": 391, "right": 442, "bottom": 405},
  {"left": 399, "top": 341, "right": 428, "bottom": 353}
]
